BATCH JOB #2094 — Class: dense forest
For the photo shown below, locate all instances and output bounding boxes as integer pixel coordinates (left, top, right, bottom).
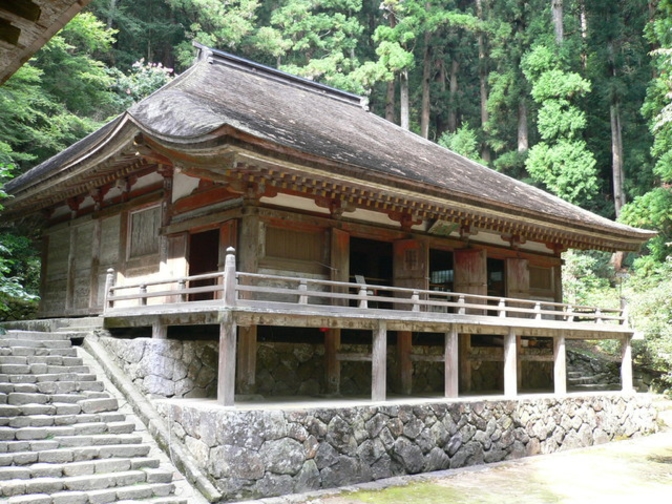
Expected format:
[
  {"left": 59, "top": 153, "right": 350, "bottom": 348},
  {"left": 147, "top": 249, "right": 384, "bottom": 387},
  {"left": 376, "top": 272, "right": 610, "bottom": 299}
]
[{"left": 2, "top": 0, "right": 672, "bottom": 388}]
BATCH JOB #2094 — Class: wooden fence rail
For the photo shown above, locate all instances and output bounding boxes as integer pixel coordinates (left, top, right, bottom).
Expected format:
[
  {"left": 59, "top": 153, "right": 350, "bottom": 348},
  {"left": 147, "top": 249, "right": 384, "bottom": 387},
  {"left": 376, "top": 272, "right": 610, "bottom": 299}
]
[{"left": 103, "top": 248, "right": 627, "bottom": 327}]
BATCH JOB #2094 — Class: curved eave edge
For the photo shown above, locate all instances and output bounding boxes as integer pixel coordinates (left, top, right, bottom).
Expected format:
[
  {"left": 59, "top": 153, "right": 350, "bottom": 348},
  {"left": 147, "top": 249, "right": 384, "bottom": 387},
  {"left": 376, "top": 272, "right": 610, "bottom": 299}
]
[
  {"left": 2, "top": 114, "right": 141, "bottom": 216},
  {"left": 143, "top": 131, "right": 655, "bottom": 251}
]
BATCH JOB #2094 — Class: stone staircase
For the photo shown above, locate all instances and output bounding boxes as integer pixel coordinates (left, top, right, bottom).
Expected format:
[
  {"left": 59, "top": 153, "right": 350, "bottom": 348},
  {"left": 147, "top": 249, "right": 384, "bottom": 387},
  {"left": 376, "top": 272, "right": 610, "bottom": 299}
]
[
  {"left": 0, "top": 330, "right": 189, "bottom": 504},
  {"left": 566, "top": 370, "right": 621, "bottom": 392}
]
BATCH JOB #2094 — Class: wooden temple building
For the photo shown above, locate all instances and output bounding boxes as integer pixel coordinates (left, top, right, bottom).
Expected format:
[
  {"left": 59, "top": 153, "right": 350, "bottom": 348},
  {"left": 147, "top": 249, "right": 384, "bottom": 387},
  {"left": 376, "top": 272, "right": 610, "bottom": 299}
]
[{"left": 3, "top": 44, "right": 655, "bottom": 406}]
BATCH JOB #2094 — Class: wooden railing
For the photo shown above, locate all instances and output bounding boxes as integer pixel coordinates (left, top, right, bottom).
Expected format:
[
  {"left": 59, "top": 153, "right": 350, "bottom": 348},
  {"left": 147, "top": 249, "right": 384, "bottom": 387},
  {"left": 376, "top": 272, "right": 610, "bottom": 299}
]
[{"left": 103, "top": 247, "right": 627, "bottom": 327}]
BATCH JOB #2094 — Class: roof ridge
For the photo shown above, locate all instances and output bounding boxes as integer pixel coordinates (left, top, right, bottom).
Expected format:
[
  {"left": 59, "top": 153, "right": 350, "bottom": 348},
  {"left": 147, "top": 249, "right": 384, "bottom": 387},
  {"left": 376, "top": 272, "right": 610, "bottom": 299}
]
[{"left": 193, "top": 42, "right": 368, "bottom": 110}]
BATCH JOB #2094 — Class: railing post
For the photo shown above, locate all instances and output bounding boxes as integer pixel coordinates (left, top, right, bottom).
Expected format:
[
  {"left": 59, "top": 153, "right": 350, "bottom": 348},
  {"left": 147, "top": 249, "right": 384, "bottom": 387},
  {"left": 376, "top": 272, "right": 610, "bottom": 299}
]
[
  {"left": 620, "top": 297, "right": 629, "bottom": 327},
  {"left": 358, "top": 286, "right": 368, "bottom": 309},
  {"left": 534, "top": 302, "right": 542, "bottom": 320},
  {"left": 298, "top": 280, "right": 308, "bottom": 305},
  {"left": 498, "top": 298, "right": 506, "bottom": 318},
  {"left": 595, "top": 308, "right": 603, "bottom": 325},
  {"left": 104, "top": 268, "right": 115, "bottom": 313},
  {"left": 178, "top": 278, "right": 187, "bottom": 302},
  {"left": 224, "top": 247, "right": 237, "bottom": 307},
  {"left": 140, "top": 284, "right": 147, "bottom": 306},
  {"left": 411, "top": 291, "right": 420, "bottom": 312},
  {"left": 566, "top": 305, "right": 574, "bottom": 322},
  {"left": 457, "top": 295, "right": 465, "bottom": 315}
]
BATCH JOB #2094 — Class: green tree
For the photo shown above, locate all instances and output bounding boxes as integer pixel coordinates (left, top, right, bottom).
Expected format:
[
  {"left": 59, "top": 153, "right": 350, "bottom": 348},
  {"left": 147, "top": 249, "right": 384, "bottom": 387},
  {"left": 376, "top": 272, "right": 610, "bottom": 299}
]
[
  {"left": 0, "top": 166, "right": 39, "bottom": 321},
  {"left": 619, "top": 0, "right": 672, "bottom": 265},
  {"left": 522, "top": 44, "right": 598, "bottom": 206},
  {"left": 252, "top": 0, "right": 365, "bottom": 93}
]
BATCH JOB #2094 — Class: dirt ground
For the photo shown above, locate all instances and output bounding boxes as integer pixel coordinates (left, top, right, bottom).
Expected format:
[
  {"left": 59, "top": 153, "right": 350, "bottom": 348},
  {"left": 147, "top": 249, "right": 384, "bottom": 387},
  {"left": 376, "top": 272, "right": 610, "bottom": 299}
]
[{"left": 298, "top": 399, "right": 672, "bottom": 504}]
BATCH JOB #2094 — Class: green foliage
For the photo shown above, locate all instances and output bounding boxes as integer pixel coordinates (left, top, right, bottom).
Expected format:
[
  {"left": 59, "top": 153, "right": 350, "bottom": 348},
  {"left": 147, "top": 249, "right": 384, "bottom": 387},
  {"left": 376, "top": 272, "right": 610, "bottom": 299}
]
[
  {"left": 620, "top": 187, "right": 672, "bottom": 265},
  {"left": 168, "top": 0, "right": 260, "bottom": 67},
  {"left": 562, "top": 250, "right": 617, "bottom": 307},
  {"left": 0, "top": 166, "right": 39, "bottom": 320},
  {"left": 438, "top": 125, "right": 485, "bottom": 164},
  {"left": 108, "top": 59, "right": 175, "bottom": 110},
  {"left": 625, "top": 258, "right": 672, "bottom": 391},
  {"left": 522, "top": 45, "right": 598, "bottom": 206}
]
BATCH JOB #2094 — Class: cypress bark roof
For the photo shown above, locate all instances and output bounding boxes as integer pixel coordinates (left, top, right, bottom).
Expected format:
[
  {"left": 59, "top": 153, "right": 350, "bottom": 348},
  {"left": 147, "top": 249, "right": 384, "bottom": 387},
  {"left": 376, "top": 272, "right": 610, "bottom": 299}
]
[{"left": 3, "top": 44, "right": 655, "bottom": 252}]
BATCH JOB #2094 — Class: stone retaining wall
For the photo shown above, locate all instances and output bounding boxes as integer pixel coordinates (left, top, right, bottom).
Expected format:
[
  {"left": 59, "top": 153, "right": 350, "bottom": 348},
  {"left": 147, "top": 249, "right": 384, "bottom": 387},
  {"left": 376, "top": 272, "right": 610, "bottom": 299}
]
[
  {"left": 154, "top": 394, "right": 658, "bottom": 502},
  {"left": 99, "top": 337, "right": 219, "bottom": 398}
]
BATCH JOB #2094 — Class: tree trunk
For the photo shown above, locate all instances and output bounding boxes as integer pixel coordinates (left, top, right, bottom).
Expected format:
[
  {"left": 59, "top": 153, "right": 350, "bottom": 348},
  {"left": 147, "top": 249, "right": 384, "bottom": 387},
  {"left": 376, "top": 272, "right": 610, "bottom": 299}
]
[
  {"left": 385, "top": 79, "right": 395, "bottom": 123},
  {"left": 611, "top": 103, "right": 625, "bottom": 216},
  {"left": 107, "top": 0, "right": 118, "bottom": 29},
  {"left": 400, "top": 69, "right": 410, "bottom": 130},
  {"left": 552, "top": 0, "right": 563, "bottom": 44},
  {"left": 448, "top": 58, "right": 459, "bottom": 132},
  {"left": 420, "top": 31, "right": 432, "bottom": 139},
  {"left": 518, "top": 99, "right": 529, "bottom": 152},
  {"left": 476, "top": 0, "right": 490, "bottom": 163}
]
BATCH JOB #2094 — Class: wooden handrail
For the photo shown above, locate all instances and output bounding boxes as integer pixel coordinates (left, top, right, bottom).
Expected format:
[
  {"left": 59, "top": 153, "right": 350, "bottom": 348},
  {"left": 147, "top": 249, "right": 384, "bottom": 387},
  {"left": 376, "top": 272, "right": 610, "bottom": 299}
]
[{"left": 103, "top": 248, "right": 627, "bottom": 327}]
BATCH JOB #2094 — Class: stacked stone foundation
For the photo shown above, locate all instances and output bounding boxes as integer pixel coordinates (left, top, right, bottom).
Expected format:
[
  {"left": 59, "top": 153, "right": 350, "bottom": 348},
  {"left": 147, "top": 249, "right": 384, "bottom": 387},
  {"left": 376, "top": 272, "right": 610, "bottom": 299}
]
[{"left": 155, "top": 394, "right": 658, "bottom": 502}]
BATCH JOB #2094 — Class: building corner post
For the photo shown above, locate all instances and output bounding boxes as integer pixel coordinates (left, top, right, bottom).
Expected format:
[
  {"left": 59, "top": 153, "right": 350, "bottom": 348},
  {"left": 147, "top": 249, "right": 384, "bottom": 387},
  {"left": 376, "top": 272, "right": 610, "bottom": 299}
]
[{"left": 621, "top": 334, "right": 634, "bottom": 394}]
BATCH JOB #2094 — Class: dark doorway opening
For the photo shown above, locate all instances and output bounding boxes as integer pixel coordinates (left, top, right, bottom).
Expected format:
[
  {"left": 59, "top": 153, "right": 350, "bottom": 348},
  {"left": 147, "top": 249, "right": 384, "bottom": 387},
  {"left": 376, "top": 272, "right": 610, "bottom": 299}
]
[
  {"left": 188, "top": 229, "right": 219, "bottom": 301},
  {"left": 349, "top": 237, "right": 393, "bottom": 286}
]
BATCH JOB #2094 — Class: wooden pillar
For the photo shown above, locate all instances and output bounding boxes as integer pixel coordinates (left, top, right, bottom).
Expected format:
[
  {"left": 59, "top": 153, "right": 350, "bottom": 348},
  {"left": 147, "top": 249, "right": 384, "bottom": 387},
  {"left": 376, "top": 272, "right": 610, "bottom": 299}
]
[
  {"left": 517, "top": 335, "right": 523, "bottom": 391},
  {"left": 90, "top": 218, "right": 102, "bottom": 309},
  {"left": 372, "top": 321, "right": 387, "bottom": 401},
  {"left": 397, "top": 331, "right": 413, "bottom": 395},
  {"left": 553, "top": 334, "right": 567, "bottom": 395},
  {"left": 503, "top": 328, "right": 518, "bottom": 397},
  {"left": 327, "top": 228, "right": 349, "bottom": 394},
  {"left": 459, "top": 334, "right": 472, "bottom": 393},
  {"left": 152, "top": 320, "right": 167, "bottom": 340},
  {"left": 445, "top": 326, "right": 459, "bottom": 398},
  {"left": 621, "top": 335, "right": 634, "bottom": 393},
  {"left": 325, "top": 329, "right": 341, "bottom": 394},
  {"left": 237, "top": 212, "right": 259, "bottom": 394},
  {"left": 218, "top": 310, "right": 237, "bottom": 406}
]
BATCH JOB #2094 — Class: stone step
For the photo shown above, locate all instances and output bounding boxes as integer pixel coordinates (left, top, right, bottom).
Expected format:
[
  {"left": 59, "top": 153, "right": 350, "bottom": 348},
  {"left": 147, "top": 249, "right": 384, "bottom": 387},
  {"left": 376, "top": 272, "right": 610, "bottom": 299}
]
[
  {"left": 0, "top": 468, "right": 168, "bottom": 498},
  {"left": 0, "top": 441, "right": 153, "bottom": 465},
  {"left": 0, "top": 348, "right": 78, "bottom": 358},
  {"left": 0, "top": 356, "right": 84, "bottom": 367},
  {"left": 0, "top": 432, "right": 143, "bottom": 449},
  {"left": 3, "top": 414, "right": 131, "bottom": 430},
  {"left": 0, "top": 365, "right": 90, "bottom": 375},
  {"left": 0, "top": 419, "right": 136, "bottom": 439},
  {"left": 0, "top": 373, "right": 98, "bottom": 385},
  {"left": 568, "top": 383, "right": 621, "bottom": 391},
  {"left": 0, "top": 340, "right": 73, "bottom": 349},
  {"left": 0, "top": 456, "right": 165, "bottom": 480},
  {"left": 2, "top": 393, "right": 114, "bottom": 407},
  {"left": 0, "top": 380, "right": 104, "bottom": 395},
  {"left": 0, "top": 331, "right": 71, "bottom": 341},
  {"left": 0, "top": 405, "right": 123, "bottom": 422}
]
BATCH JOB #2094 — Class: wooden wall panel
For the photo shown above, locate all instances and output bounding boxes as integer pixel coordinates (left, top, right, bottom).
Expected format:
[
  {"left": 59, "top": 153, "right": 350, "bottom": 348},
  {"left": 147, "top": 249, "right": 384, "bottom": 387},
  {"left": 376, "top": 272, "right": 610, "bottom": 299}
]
[
  {"left": 454, "top": 249, "right": 487, "bottom": 298},
  {"left": 72, "top": 221, "right": 94, "bottom": 311},
  {"left": 39, "top": 228, "right": 69, "bottom": 316},
  {"left": 506, "top": 258, "right": 530, "bottom": 299}
]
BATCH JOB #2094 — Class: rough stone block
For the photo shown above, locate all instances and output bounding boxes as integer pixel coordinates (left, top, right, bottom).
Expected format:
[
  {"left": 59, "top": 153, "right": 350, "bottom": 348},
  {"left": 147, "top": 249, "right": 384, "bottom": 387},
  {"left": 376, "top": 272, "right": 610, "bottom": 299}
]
[
  {"left": 38, "top": 449, "right": 74, "bottom": 464},
  {"left": 87, "top": 488, "right": 118, "bottom": 504},
  {"left": 24, "top": 476, "right": 64, "bottom": 494},
  {"left": 80, "top": 398, "right": 118, "bottom": 414},
  {"left": 62, "top": 461, "right": 95, "bottom": 477},
  {"left": 8, "top": 393, "right": 48, "bottom": 406},
  {"left": 94, "top": 458, "right": 131, "bottom": 473},
  {"left": 143, "top": 468, "right": 173, "bottom": 484},
  {"left": 7, "top": 494, "right": 51, "bottom": 504},
  {"left": 52, "top": 491, "right": 89, "bottom": 504},
  {"left": 0, "top": 466, "right": 31, "bottom": 480}
]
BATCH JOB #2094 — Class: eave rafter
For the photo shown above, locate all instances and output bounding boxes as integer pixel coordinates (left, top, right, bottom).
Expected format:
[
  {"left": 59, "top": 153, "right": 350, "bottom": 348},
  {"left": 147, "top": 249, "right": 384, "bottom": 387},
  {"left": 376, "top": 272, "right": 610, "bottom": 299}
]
[{"left": 211, "top": 164, "right": 639, "bottom": 252}]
